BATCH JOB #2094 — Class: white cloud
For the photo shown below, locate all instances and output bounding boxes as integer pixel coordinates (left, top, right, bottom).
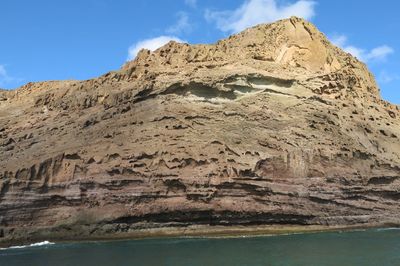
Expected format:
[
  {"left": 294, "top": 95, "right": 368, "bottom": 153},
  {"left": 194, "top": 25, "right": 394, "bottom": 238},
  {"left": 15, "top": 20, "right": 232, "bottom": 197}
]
[
  {"left": 0, "top": 65, "right": 6, "bottom": 77},
  {"left": 330, "top": 35, "right": 347, "bottom": 47},
  {"left": 166, "top": 12, "right": 192, "bottom": 35},
  {"left": 0, "top": 65, "right": 15, "bottom": 88},
  {"left": 184, "top": 0, "right": 196, "bottom": 8},
  {"left": 205, "top": 0, "right": 316, "bottom": 33},
  {"left": 367, "top": 46, "right": 394, "bottom": 61},
  {"left": 331, "top": 34, "right": 394, "bottom": 62},
  {"left": 127, "top": 36, "right": 186, "bottom": 60},
  {"left": 377, "top": 71, "right": 400, "bottom": 84}
]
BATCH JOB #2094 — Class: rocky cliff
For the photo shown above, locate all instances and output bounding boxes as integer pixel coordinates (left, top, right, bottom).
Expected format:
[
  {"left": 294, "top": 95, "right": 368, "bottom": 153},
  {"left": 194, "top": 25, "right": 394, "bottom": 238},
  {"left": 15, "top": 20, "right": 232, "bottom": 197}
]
[{"left": 1, "top": 17, "right": 400, "bottom": 245}]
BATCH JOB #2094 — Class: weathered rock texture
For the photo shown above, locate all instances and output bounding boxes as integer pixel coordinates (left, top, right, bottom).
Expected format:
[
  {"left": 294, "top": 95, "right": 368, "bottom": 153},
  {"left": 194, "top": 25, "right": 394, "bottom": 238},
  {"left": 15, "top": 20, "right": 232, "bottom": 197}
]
[{"left": 1, "top": 17, "right": 400, "bottom": 244}]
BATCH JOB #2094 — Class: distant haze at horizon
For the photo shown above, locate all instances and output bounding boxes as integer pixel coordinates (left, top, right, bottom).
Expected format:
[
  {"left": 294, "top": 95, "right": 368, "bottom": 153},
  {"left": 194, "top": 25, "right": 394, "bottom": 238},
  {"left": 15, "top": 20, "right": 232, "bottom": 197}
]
[{"left": 0, "top": 0, "right": 399, "bottom": 104}]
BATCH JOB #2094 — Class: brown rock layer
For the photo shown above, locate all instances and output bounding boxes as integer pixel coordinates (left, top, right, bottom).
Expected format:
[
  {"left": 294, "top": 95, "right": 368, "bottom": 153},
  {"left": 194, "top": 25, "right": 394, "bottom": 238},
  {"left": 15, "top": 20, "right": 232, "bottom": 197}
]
[{"left": 0, "top": 17, "right": 399, "bottom": 245}]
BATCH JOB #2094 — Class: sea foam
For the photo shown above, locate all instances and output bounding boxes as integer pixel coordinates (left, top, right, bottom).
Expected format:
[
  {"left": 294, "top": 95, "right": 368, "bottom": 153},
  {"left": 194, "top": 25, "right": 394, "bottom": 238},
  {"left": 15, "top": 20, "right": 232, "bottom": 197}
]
[{"left": 0, "top": 241, "right": 55, "bottom": 250}]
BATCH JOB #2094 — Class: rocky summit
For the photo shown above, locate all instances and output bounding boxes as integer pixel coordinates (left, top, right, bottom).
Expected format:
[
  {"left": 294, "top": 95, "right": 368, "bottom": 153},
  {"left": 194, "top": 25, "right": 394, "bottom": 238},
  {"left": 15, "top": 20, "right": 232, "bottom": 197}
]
[{"left": 1, "top": 17, "right": 400, "bottom": 245}]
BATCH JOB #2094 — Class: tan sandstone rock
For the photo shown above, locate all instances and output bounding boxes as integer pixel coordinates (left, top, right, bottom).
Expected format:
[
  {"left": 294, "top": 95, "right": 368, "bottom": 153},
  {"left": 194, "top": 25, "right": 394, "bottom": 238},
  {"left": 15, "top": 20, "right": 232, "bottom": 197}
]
[{"left": 0, "top": 17, "right": 399, "bottom": 245}]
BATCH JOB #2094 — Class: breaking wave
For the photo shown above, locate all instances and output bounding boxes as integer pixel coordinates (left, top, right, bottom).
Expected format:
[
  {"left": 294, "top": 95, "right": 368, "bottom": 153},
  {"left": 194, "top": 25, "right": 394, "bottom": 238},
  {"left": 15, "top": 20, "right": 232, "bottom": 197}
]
[{"left": 0, "top": 241, "right": 55, "bottom": 250}]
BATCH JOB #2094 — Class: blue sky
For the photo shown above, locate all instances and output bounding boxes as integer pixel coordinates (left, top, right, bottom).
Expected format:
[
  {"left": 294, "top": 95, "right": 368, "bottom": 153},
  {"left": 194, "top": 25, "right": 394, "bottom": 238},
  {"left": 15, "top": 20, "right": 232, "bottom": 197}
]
[{"left": 0, "top": 0, "right": 399, "bottom": 104}]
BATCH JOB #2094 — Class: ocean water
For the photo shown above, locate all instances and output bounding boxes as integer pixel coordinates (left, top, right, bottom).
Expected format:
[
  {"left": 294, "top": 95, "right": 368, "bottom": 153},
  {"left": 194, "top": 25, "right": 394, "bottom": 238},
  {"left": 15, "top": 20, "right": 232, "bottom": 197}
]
[{"left": 1, "top": 228, "right": 400, "bottom": 266}]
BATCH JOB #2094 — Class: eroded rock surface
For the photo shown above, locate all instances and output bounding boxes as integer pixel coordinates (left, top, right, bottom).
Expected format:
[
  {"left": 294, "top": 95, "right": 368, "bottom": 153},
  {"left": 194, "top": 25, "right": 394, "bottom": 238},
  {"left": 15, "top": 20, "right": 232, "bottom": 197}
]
[{"left": 1, "top": 17, "right": 399, "bottom": 244}]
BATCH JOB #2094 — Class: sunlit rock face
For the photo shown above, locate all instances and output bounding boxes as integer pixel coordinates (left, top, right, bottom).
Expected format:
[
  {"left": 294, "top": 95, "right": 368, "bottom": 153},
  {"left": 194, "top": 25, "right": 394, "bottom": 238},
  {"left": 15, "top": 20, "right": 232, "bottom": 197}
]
[{"left": 0, "top": 17, "right": 400, "bottom": 245}]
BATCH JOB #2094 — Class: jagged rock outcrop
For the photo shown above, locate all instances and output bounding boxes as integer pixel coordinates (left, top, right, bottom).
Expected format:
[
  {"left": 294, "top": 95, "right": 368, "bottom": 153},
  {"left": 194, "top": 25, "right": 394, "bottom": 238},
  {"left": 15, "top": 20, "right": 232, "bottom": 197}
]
[{"left": 1, "top": 17, "right": 400, "bottom": 245}]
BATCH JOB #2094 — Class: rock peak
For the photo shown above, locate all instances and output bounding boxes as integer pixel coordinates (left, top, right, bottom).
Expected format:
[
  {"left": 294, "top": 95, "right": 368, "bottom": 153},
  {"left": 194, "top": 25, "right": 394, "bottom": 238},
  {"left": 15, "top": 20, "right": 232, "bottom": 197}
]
[
  {"left": 122, "top": 17, "right": 380, "bottom": 100},
  {"left": 126, "top": 16, "right": 340, "bottom": 72}
]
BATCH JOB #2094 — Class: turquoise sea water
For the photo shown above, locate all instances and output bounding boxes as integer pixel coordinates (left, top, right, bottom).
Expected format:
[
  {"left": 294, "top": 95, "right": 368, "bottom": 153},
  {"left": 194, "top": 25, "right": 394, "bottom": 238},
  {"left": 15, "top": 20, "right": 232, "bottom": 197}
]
[{"left": 1, "top": 228, "right": 400, "bottom": 266}]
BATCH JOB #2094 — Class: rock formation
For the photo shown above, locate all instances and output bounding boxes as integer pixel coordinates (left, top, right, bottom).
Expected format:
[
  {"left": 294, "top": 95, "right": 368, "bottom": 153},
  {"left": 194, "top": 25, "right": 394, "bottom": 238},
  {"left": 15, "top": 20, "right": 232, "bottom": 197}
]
[{"left": 1, "top": 17, "right": 399, "bottom": 245}]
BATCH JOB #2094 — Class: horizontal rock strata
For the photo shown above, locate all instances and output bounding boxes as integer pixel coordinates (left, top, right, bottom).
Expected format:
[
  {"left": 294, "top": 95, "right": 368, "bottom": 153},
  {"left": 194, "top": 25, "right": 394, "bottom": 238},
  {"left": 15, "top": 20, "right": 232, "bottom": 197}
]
[{"left": 0, "top": 17, "right": 399, "bottom": 245}]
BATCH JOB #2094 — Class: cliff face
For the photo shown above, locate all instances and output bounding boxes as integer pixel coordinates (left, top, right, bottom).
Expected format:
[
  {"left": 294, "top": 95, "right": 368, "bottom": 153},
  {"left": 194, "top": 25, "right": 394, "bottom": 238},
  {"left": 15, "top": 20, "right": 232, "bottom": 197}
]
[{"left": 1, "top": 17, "right": 400, "bottom": 244}]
